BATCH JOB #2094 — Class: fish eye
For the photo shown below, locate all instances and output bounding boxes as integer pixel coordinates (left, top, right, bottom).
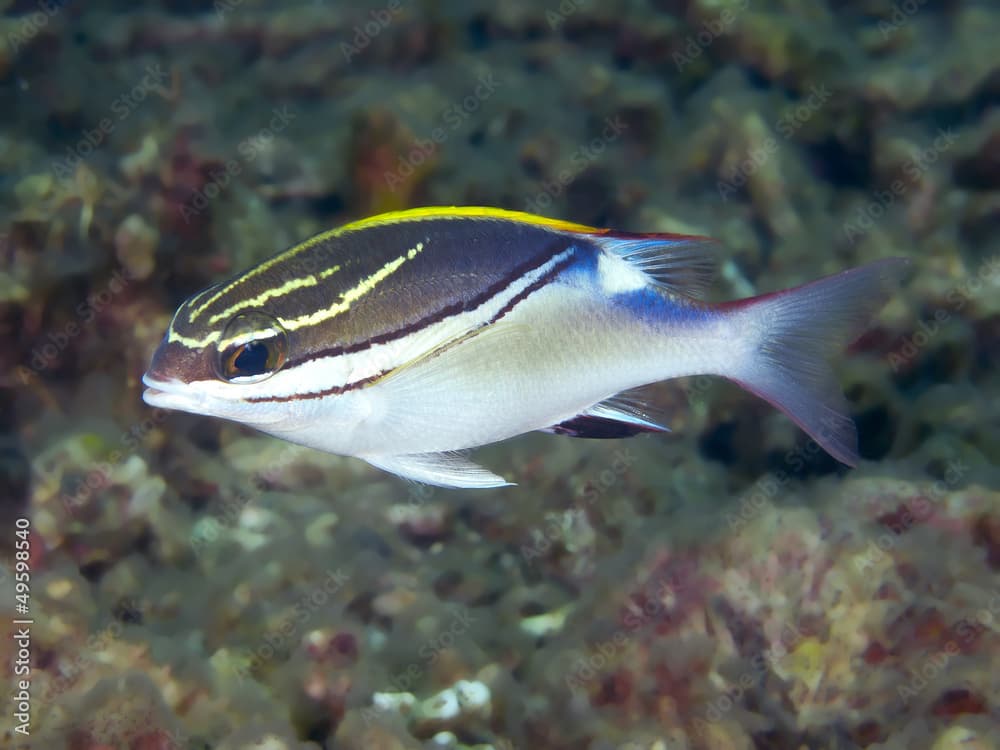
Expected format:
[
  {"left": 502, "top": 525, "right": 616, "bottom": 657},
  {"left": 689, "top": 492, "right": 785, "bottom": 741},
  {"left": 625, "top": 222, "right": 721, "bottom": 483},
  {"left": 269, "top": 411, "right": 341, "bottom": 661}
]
[{"left": 216, "top": 312, "right": 288, "bottom": 384}]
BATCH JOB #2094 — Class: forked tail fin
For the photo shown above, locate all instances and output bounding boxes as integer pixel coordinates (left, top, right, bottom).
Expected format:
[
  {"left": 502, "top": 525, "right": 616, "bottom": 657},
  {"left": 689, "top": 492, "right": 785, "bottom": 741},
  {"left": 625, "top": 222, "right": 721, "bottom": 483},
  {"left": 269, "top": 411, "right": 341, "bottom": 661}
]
[{"left": 728, "top": 258, "right": 908, "bottom": 466}]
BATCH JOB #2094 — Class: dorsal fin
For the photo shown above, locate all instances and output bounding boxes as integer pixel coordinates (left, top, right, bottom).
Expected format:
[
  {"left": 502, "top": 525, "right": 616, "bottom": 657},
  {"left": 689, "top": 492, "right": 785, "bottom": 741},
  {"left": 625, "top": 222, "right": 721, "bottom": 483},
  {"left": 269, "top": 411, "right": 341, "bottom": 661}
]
[
  {"left": 588, "top": 233, "right": 719, "bottom": 298},
  {"left": 541, "top": 388, "right": 670, "bottom": 439}
]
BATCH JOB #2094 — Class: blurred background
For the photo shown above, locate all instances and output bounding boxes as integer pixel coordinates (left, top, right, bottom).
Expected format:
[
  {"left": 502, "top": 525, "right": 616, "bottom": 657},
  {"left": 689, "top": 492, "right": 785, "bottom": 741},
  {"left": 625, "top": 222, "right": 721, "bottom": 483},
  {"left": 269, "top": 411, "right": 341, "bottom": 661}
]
[{"left": 0, "top": 0, "right": 998, "bottom": 748}]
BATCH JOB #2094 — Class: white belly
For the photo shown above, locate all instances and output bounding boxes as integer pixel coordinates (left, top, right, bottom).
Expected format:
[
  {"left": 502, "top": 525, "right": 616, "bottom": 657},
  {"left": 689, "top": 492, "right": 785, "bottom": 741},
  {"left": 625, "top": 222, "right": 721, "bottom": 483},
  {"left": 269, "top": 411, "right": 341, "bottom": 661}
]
[{"left": 313, "top": 280, "right": 731, "bottom": 457}]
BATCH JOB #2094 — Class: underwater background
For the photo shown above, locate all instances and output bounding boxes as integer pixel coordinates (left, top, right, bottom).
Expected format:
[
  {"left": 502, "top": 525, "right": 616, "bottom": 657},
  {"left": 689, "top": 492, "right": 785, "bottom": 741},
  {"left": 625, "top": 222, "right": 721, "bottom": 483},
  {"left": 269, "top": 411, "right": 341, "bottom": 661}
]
[{"left": 0, "top": 0, "right": 998, "bottom": 748}]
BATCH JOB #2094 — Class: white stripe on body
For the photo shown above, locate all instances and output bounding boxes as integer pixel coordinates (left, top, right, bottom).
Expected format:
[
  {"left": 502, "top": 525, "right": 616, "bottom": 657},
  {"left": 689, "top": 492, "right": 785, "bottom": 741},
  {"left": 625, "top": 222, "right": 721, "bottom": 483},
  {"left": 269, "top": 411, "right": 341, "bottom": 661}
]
[{"left": 246, "top": 246, "right": 580, "bottom": 401}]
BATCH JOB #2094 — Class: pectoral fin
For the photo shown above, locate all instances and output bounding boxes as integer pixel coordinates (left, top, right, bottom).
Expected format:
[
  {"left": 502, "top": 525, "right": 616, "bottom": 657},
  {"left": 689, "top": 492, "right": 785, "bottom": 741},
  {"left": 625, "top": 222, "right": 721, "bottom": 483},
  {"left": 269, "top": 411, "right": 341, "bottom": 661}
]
[{"left": 363, "top": 451, "right": 513, "bottom": 489}]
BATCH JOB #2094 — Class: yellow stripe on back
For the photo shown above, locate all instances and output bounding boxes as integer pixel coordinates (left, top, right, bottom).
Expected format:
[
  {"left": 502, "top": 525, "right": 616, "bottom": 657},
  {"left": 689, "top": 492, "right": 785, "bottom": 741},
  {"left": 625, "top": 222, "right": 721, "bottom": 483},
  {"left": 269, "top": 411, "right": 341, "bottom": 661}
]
[
  {"left": 168, "top": 328, "right": 220, "bottom": 347},
  {"left": 334, "top": 206, "right": 605, "bottom": 236},
  {"left": 204, "top": 274, "right": 321, "bottom": 326},
  {"left": 187, "top": 207, "right": 603, "bottom": 322},
  {"left": 281, "top": 241, "right": 426, "bottom": 331}
]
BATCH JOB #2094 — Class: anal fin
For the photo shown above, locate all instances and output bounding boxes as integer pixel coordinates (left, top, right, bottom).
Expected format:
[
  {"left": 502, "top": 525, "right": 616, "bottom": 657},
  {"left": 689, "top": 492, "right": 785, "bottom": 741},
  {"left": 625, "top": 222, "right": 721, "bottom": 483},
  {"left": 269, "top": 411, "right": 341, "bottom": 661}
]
[
  {"left": 363, "top": 451, "right": 513, "bottom": 489},
  {"left": 541, "top": 388, "right": 670, "bottom": 439}
]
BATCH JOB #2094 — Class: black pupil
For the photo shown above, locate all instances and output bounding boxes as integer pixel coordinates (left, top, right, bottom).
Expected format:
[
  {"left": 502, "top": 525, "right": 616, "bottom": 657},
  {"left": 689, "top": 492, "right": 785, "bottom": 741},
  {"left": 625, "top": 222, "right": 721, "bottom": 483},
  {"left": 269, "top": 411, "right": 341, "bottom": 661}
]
[{"left": 233, "top": 341, "right": 270, "bottom": 376}]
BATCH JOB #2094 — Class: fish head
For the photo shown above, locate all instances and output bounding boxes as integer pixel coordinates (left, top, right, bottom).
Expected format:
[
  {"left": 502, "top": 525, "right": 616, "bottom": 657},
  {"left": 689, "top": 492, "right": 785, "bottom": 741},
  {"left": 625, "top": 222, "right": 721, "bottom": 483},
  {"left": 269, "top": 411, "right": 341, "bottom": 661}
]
[{"left": 142, "top": 292, "right": 295, "bottom": 427}]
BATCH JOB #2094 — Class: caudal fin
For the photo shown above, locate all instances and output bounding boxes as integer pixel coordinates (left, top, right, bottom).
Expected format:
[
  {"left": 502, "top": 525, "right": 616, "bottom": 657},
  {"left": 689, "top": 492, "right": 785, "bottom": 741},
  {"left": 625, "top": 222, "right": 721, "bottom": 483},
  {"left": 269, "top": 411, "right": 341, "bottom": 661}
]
[{"left": 729, "top": 258, "right": 908, "bottom": 466}]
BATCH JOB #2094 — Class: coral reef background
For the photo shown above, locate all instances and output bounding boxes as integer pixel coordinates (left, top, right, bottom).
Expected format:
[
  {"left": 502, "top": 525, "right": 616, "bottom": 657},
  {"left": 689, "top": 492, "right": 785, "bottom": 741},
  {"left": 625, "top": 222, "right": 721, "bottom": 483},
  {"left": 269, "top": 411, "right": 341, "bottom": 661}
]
[{"left": 0, "top": 0, "right": 998, "bottom": 748}]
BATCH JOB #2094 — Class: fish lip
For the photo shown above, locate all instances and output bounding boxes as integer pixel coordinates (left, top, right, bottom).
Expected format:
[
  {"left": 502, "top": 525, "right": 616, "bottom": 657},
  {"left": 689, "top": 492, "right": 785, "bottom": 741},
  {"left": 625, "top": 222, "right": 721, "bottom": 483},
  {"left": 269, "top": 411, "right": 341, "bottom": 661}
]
[
  {"left": 140, "top": 373, "right": 285, "bottom": 426},
  {"left": 141, "top": 373, "right": 197, "bottom": 411},
  {"left": 142, "top": 372, "right": 181, "bottom": 394}
]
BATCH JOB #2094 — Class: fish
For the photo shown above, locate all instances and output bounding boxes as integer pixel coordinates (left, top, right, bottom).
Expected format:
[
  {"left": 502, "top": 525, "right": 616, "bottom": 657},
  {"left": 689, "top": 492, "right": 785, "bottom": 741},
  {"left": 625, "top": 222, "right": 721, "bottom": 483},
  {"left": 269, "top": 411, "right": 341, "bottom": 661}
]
[{"left": 142, "top": 206, "right": 907, "bottom": 489}]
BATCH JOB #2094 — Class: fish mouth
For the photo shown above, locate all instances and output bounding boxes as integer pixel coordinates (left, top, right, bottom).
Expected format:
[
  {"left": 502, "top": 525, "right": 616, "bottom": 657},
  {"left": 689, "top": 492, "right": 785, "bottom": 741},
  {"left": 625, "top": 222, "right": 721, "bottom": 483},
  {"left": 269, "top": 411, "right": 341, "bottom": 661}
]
[
  {"left": 142, "top": 373, "right": 200, "bottom": 412},
  {"left": 141, "top": 372, "right": 284, "bottom": 425}
]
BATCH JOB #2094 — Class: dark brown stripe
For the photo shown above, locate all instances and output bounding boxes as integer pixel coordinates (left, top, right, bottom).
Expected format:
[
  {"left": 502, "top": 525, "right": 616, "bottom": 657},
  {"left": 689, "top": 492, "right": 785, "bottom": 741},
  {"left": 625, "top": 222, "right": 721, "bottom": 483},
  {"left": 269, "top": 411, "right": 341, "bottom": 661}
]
[
  {"left": 247, "top": 252, "right": 579, "bottom": 403},
  {"left": 247, "top": 371, "right": 383, "bottom": 403},
  {"left": 285, "top": 237, "right": 573, "bottom": 369},
  {"left": 488, "top": 252, "right": 577, "bottom": 323},
  {"left": 170, "top": 217, "right": 583, "bottom": 367}
]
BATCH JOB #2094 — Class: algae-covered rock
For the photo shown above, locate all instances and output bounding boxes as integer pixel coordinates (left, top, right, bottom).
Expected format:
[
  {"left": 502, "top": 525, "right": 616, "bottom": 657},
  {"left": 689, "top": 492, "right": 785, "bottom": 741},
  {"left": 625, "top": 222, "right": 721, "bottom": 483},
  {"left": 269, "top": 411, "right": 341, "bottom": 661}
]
[{"left": 2, "top": 0, "right": 997, "bottom": 748}]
